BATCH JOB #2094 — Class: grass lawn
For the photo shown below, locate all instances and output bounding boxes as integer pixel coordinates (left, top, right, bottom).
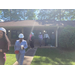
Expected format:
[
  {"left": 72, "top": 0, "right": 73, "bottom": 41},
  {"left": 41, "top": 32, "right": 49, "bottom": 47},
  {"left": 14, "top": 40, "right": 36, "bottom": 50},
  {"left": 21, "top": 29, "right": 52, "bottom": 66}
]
[
  {"left": 5, "top": 46, "right": 16, "bottom": 65},
  {"left": 5, "top": 46, "right": 29, "bottom": 65},
  {"left": 31, "top": 48, "right": 75, "bottom": 65}
]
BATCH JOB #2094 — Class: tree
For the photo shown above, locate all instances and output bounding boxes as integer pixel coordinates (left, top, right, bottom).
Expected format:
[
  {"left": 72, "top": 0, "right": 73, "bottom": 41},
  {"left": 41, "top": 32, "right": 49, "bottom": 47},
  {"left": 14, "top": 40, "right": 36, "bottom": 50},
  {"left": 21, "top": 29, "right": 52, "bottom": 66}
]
[
  {"left": 23, "top": 9, "right": 37, "bottom": 20},
  {"left": 37, "top": 9, "right": 62, "bottom": 21},
  {"left": 21, "top": 9, "right": 38, "bottom": 20},
  {"left": 37, "top": 9, "right": 75, "bottom": 21},
  {"left": 0, "top": 9, "right": 75, "bottom": 21},
  {"left": 38, "top": 9, "right": 52, "bottom": 20},
  {"left": 0, "top": 9, "right": 2, "bottom": 15},
  {"left": 0, "top": 9, "right": 37, "bottom": 21}
]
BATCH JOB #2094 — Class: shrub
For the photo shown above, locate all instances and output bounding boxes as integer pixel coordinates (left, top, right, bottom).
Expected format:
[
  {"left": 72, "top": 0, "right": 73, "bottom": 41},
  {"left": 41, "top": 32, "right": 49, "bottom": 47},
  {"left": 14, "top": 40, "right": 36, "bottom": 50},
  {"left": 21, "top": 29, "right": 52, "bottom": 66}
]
[{"left": 58, "top": 26, "right": 75, "bottom": 50}]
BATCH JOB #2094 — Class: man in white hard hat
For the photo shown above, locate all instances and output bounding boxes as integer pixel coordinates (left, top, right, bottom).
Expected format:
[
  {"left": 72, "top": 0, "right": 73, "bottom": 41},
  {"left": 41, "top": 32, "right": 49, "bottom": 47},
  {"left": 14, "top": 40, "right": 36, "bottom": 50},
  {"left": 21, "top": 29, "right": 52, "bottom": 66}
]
[{"left": 14, "top": 33, "right": 28, "bottom": 65}]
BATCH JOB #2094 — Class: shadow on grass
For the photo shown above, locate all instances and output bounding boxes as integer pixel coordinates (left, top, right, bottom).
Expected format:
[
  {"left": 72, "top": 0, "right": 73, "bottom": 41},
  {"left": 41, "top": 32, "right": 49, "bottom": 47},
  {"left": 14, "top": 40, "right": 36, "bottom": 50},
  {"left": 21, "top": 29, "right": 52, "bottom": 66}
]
[{"left": 31, "top": 48, "right": 75, "bottom": 65}]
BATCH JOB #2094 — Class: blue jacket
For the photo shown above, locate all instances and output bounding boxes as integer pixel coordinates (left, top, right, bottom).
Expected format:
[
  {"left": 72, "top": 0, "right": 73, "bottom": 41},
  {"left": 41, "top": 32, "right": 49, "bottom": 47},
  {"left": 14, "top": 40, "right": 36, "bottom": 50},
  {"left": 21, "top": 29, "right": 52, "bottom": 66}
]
[{"left": 14, "top": 40, "right": 28, "bottom": 54}]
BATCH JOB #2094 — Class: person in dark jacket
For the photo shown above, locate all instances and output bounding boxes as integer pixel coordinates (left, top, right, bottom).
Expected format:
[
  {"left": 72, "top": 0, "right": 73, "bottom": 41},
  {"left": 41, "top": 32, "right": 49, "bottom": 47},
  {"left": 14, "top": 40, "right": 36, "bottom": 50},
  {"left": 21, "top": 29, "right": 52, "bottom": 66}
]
[
  {"left": 0, "top": 27, "right": 11, "bottom": 65},
  {"left": 29, "top": 32, "right": 33, "bottom": 47},
  {"left": 30, "top": 32, "right": 34, "bottom": 48}
]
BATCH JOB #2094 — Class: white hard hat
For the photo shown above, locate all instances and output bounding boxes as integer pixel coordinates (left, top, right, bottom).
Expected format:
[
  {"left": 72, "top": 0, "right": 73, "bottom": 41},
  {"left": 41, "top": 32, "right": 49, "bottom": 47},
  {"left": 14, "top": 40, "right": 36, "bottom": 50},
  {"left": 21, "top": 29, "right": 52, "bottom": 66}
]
[
  {"left": 0, "top": 27, "right": 6, "bottom": 33},
  {"left": 18, "top": 33, "right": 24, "bottom": 38}
]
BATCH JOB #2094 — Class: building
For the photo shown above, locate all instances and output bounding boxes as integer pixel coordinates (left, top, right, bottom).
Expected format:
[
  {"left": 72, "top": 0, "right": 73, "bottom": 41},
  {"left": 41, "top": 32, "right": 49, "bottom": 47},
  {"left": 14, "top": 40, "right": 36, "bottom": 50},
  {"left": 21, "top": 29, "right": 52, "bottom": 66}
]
[{"left": 0, "top": 20, "right": 75, "bottom": 47}]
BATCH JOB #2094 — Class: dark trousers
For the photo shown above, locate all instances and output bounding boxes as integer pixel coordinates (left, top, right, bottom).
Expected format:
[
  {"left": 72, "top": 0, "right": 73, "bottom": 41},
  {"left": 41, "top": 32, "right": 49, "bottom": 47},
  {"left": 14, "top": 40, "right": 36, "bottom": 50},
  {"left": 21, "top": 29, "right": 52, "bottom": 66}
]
[
  {"left": 44, "top": 38, "right": 48, "bottom": 46},
  {"left": 51, "top": 39, "right": 55, "bottom": 46},
  {"left": 0, "top": 53, "right": 5, "bottom": 65},
  {"left": 30, "top": 40, "right": 34, "bottom": 48},
  {"left": 39, "top": 39, "right": 42, "bottom": 47},
  {"left": 0, "top": 58, "right": 5, "bottom": 65}
]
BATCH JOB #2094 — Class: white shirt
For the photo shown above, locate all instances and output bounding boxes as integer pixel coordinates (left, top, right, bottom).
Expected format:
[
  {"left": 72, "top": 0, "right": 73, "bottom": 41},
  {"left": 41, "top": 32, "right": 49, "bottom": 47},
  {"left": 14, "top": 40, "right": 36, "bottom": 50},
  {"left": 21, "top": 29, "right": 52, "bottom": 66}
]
[{"left": 44, "top": 33, "right": 50, "bottom": 39}]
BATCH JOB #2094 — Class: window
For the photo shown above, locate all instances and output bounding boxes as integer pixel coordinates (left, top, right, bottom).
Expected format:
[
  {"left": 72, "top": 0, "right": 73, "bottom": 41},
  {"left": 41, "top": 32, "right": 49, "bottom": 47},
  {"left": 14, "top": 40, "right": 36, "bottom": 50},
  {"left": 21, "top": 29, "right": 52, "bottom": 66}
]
[{"left": 11, "top": 30, "right": 21, "bottom": 39}]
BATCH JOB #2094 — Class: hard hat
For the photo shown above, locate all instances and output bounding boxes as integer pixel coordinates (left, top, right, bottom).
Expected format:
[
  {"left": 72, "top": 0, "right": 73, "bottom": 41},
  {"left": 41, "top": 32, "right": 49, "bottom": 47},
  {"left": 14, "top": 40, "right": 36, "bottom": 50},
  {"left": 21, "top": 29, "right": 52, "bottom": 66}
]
[
  {"left": 31, "top": 32, "right": 34, "bottom": 35},
  {"left": 18, "top": 33, "right": 24, "bottom": 38},
  {"left": 32, "top": 33, "right": 34, "bottom": 35},
  {"left": 0, "top": 27, "right": 6, "bottom": 33}
]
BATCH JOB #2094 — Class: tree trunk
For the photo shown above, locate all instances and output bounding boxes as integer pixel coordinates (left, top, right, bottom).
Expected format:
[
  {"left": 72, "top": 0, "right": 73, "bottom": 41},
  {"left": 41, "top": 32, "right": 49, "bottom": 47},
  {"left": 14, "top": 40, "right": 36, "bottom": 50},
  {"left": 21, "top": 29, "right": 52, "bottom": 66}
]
[
  {"left": 9, "top": 9, "right": 11, "bottom": 21},
  {"left": 60, "top": 9, "right": 61, "bottom": 21}
]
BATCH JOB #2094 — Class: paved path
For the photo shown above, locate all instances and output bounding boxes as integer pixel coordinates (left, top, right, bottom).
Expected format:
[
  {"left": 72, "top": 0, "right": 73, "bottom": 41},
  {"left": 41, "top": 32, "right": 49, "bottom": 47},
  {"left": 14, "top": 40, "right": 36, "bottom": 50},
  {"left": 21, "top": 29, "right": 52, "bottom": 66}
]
[{"left": 13, "top": 48, "right": 37, "bottom": 65}]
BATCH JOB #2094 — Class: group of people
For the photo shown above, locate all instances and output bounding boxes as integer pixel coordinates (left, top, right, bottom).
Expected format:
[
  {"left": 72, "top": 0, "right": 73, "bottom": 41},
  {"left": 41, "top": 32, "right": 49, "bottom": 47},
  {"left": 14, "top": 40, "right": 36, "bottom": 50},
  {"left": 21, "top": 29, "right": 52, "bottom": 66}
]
[
  {"left": 29, "top": 31, "right": 55, "bottom": 47},
  {"left": 0, "top": 27, "right": 28, "bottom": 65},
  {"left": 0, "top": 27, "right": 55, "bottom": 65},
  {"left": 38, "top": 31, "right": 55, "bottom": 47}
]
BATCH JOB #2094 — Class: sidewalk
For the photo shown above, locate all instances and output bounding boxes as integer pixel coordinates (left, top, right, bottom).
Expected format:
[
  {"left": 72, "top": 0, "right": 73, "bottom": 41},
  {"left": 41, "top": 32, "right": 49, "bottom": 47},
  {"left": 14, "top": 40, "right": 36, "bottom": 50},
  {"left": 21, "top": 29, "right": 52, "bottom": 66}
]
[{"left": 13, "top": 47, "right": 37, "bottom": 65}]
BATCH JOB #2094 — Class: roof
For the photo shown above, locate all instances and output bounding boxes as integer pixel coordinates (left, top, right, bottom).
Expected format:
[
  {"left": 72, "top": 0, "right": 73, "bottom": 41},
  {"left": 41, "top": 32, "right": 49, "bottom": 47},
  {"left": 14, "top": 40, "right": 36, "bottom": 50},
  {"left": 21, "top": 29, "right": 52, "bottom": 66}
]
[{"left": 0, "top": 20, "right": 75, "bottom": 27}]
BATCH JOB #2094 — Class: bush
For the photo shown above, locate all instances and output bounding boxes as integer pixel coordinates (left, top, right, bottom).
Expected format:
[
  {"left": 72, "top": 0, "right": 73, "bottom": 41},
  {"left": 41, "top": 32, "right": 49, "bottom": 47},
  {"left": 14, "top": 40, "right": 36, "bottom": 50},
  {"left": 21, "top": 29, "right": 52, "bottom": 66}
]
[{"left": 58, "top": 26, "right": 75, "bottom": 50}]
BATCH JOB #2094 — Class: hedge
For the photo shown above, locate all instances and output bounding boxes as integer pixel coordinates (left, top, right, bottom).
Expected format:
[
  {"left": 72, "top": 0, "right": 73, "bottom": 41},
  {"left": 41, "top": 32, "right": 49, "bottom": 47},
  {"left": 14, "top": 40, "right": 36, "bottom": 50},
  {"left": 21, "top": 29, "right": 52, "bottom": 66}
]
[{"left": 58, "top": 26, "right": 75, "bottom": 50}]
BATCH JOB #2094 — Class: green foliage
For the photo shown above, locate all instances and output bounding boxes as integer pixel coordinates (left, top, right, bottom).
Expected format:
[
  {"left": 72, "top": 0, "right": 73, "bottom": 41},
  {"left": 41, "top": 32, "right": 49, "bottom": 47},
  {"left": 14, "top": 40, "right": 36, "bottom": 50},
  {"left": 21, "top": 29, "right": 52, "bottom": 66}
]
[
  {"left": 1, "top": 9, "right": 37, "bottom": 21},
  {"left": 0, "top": 9, "right": 75, "bottom": 21},
  {"left": 58, "top": 26, "right": 75, "bottom": 49},
  {"left": 1, "top": 9, "right": 21, "bottom": 21},
  {"left": 37, "top": 9, "right": 75, "bottom": 21}
]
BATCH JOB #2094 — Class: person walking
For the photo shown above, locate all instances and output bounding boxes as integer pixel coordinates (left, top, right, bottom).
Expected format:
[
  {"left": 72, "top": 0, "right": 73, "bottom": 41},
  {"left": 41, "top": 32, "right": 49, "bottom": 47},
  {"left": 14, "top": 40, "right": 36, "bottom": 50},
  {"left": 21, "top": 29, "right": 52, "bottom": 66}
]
[
  {"left": 14, "top": 33, "right": 28, "bottom": 65},
  {"left": 0, "top": 27, "right": 11, "bottom": 65},
  {"left": 38, "top": 32, "right": 43, "bottom": 47}
]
